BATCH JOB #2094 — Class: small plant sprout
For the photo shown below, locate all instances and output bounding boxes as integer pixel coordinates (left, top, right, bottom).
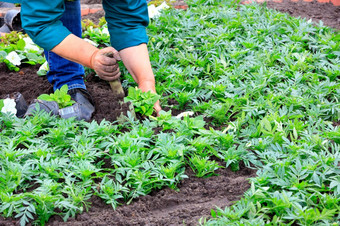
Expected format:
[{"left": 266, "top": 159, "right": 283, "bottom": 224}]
[
  {"left": 38, "top": 84, "right": 75, "bottom": 108},
  {"left": 188, "top": 155, "right": 221, "bottom": 178}
]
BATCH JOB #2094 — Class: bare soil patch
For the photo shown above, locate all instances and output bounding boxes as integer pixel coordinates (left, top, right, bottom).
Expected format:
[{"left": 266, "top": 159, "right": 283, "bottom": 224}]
[
  {"left": 265, "top": 0, "right": 340, "bottom": 30},
  {"left": 46, "top": 166, "right": 255, "bottom": 226}
]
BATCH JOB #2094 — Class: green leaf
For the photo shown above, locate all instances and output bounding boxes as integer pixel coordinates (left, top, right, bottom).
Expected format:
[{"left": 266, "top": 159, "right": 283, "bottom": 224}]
[
  {"left": 16, "top": 39, "right": 25, "bottom": 50},
  {"left": 0, "top": 99, "right": 4, "bottom": 111},
  {"left": 37, "top": 94, "right": 53, "bottom": 101},
  {"left": 60, "top": 84, "right": 69, "bottom": 94}
]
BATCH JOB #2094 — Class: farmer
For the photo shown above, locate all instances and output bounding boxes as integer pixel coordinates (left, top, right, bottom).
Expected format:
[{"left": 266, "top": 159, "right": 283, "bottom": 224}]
[{"left": 3, "top": 0, "right": 161, "bottom": 120}]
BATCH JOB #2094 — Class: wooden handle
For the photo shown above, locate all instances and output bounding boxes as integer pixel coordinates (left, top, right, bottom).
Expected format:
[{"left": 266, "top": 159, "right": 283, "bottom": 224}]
[
  {"left": 103, "top": 52, "right": 124, "bottom": 96},
  {"left": 109, "top": 80, "right": 125, "bottom": 97}
]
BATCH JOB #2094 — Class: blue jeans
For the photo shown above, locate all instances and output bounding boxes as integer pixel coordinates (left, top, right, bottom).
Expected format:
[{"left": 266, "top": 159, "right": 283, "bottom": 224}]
[{"left": 44, "top": 0, "right": 86, "bottom": 91}]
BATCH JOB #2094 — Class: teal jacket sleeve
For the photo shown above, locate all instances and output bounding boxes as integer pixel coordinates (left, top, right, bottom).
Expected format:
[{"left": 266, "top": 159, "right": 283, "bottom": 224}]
[
  {"left": 20, "top": 0, "right": 71, "bottom": 51},
  {"left": 6, "top": 0, "right": 71, "bottom": 50},
  {"left": 103, "top": 0, "right": 149, "bottom": 51}
]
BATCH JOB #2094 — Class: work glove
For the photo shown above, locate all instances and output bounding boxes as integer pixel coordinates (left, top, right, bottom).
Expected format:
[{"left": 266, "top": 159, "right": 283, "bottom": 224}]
[
  {"left": 90, "top": 47, "right": 122, "bottom": 81},
  {"left": 51, "top": 35, "right": 121, "bottom": 81}
]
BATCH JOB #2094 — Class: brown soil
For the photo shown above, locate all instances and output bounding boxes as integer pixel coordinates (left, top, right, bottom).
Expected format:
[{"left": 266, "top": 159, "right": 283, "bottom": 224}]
[
  {"left": 265, "top": 0, "right": 340, "bottom": 30},
  {"left": 45, "top": 166, "right": 255, "bottom": 226},
  {"left": 82, "top": 10, "right": 105, "bottom": 25},
  {"left": 0, "top": 64, "right": 130, "bottom": 122}
]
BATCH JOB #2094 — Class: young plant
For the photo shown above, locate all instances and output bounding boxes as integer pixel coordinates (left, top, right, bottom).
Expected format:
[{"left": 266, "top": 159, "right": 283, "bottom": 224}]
[
  {"left": 124, "top": 87, "right": 160, "bottom": 116},
  {"left": 188, "top": 155, "right": 221, "bottom": 178},
  {"left": 37, "top": 85, "right": 75, "bottom": 109},
  {"left": 95, "top": 176, "right": 128, "bottom": 210}
]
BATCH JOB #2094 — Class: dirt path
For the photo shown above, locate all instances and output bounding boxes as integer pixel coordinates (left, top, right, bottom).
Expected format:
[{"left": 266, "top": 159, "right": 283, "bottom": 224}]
[{"left": 46, "top": 167, "right": 255, "bottom": 226}]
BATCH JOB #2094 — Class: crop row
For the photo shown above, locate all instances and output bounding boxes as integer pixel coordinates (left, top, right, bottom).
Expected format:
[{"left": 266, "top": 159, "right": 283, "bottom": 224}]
[{"left": 0, "top": 0, "right": 339, "bottom": 225}]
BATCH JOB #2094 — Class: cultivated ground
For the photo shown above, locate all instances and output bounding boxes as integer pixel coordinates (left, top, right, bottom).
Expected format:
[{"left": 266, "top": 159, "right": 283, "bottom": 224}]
[{"left": 0, "top": 0, "right": 339, "bottom": 225}]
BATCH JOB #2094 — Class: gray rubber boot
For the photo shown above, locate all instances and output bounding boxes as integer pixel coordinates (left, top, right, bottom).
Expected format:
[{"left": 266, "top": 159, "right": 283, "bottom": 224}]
[
  {"left": 25, "top": 99, "right": 59, "bottom": 117},
  {"left": 60, "top": 88, "right": 95, "bottom": 121},
  {"left": 0, "top": 2, "right": 15, "bottom": 8},
  {"left": 4, "top": 9, "right": 22, "bottom": 31}
]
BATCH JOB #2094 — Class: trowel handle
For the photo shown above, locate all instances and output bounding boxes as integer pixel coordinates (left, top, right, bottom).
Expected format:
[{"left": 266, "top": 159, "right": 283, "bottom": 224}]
[
  {"left": 103, "top": 51, "right": 121, "bottom": 61},
  {"left": 109, "top": 80, "right": 125, "bottom": 97},
  {"left": 104, "top": 51, "right": 124, "bottom": 96}
]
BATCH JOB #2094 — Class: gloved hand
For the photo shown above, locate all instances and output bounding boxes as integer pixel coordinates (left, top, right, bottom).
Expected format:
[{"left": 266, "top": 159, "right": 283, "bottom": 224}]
[
  {"left": 51, "top": 35, "right": 122, "bottom": 81},
  {"left": 90, "top": 47, "right": 122, "bottom": 81}
]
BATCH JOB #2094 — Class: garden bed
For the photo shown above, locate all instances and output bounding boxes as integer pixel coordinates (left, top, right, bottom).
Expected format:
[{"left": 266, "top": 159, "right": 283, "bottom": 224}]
[{"left": 0, "top": 0, "right": 339, "bottom": 225}]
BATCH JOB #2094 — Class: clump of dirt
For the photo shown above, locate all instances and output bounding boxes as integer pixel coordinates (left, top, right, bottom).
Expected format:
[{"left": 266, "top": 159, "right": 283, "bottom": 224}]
[{"left": 85, "top": 73, "right": 131, "bottom": 122}]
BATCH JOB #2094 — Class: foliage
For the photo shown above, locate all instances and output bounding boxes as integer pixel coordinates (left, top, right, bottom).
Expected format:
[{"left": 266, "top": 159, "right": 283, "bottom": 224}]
[
  {"left": 37, "top": 85, "right": 75, "bottom": 109},
  {"left": 0, "top": 33, "right": 45, "bottom": 72},
  {"left": 0, "top": 31, "right": 24, "bottom": 45},
  {"left": 82, "top": 24, "right": 110, "bottom": 46},
  {"left": 124, "top": 87, "right": 160, "bottom": 116},
  {"left": 146, "top": 0, "right": 339, "bottom": 224},
  {"left": 188, "top": 155, "right": 220, "bottom": 177},
  {"left": 0, "top": 0, "right": 340, "bottom": 225}
]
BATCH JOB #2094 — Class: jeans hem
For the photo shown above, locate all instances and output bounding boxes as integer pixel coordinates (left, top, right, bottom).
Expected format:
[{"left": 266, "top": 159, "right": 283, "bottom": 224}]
[{"left": 68, "top": 84, "right": 87, "bottom": 90}]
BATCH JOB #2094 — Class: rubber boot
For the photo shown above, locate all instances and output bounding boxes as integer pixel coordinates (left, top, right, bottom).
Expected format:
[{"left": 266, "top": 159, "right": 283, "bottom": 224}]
[
  {"left": 0, "top": 24, "right": 10, "bottom": 33},
  {"left": 0, "top": 2, "right": 15, "bottom": 8},
  {"left": 13, "top": 92, "right": 28, "bottom": 118},
  {"left": 4, "top": 9, "right": 22, "bottom": 32},
  {"left": 59, "top": 88, "right": 95, "bottom": 121},
  {"left": 25, "top": 99, "right": 59, "bottom": 117}
]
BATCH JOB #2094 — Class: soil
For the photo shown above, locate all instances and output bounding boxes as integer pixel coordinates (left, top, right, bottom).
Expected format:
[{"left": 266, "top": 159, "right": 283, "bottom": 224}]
[
  {"left": 82, "top": 10, "right": 105, "bottom": 25},
  {"left": 265, "top": 0, "right": 340, "bottom": 30},
  {"left": 1, "top": 1, "right": 338, "bottom": 225},
  {"left": 46, "top": 165, "right": 255, "bottom": 226}
]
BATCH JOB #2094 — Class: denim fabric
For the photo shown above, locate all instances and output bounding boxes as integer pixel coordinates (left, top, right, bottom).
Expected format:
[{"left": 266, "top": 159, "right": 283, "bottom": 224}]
[{"left": 44, "top": 0, "right": 86, "bottom": 91}]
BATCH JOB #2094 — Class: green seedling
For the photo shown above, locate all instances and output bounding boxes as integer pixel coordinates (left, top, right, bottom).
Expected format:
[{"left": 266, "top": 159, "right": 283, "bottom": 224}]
[
  {"left": 188, "top": 155, "right": 220, "bottom": 178},
  {"left": 124, "top": 87, "right": 160, "bottom": 117},
  {"left": 95, "top": 176, "right": 128, "bottom": 210},
  {"left": 37, "top": 84, "right": 75, "bottom": 109}
]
